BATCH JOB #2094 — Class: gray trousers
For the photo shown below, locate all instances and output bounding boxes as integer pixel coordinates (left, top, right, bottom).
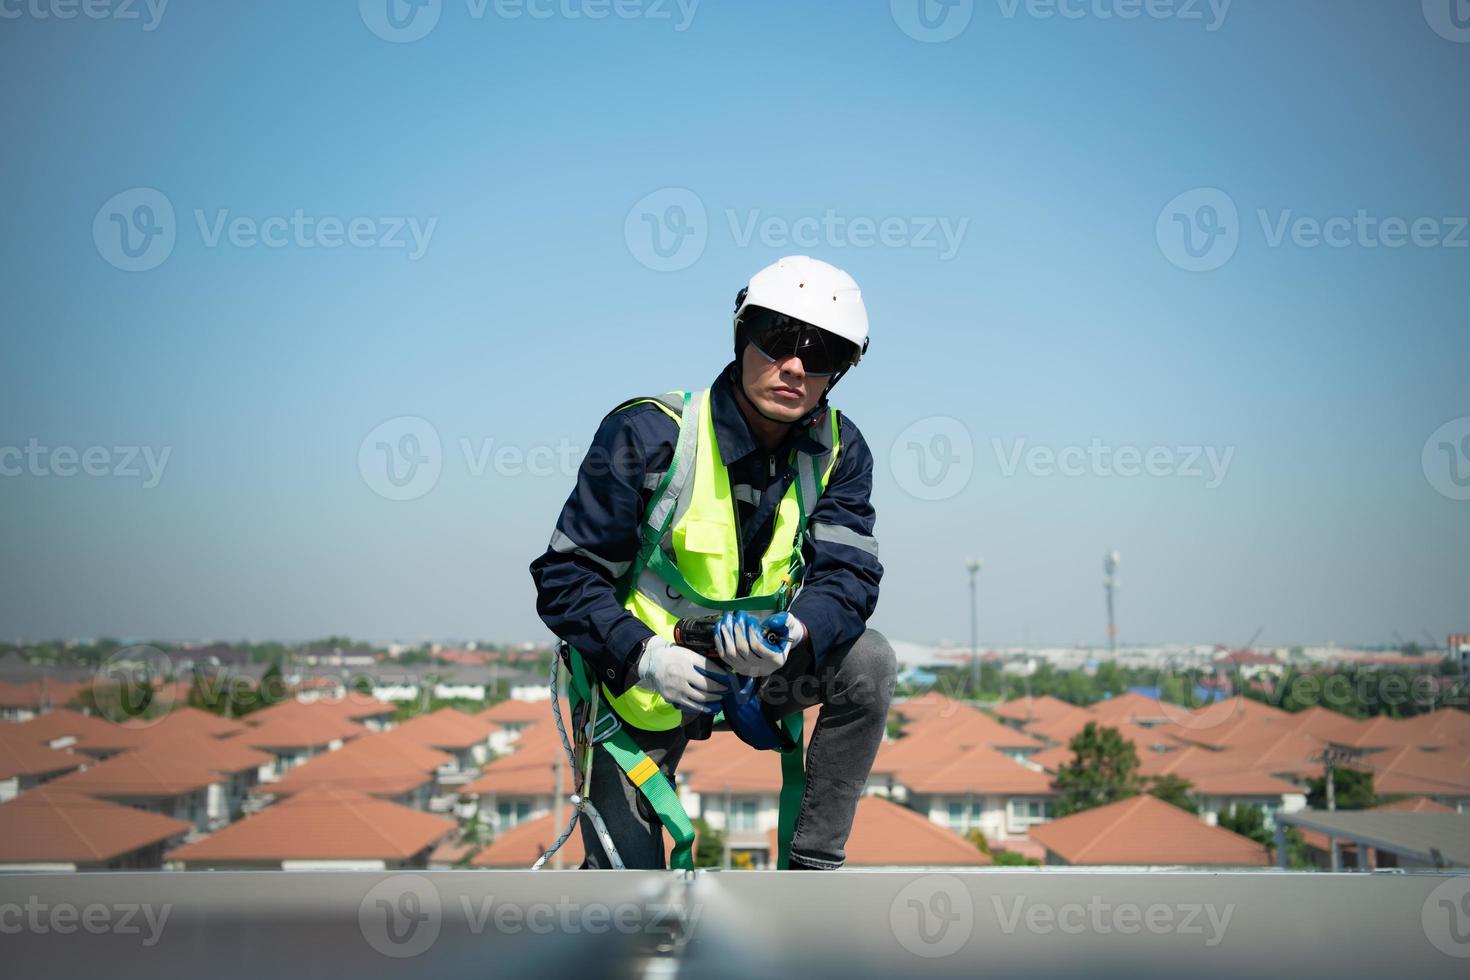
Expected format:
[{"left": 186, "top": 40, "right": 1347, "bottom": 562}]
[{"left": 577, "top": 628, "right": 897, "bottom": 870}]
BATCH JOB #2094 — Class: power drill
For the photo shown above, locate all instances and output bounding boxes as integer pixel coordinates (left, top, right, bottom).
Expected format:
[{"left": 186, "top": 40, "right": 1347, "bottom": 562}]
[{"left": 671, "top": 614, "right": 785, "bottom": 665}]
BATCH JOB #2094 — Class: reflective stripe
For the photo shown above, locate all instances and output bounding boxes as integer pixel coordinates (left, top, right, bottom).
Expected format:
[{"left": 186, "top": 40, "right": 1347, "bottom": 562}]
[
  {"left": 731, "top": 484, "right": 761, "bottom": 506},
  {"left": 643, "top": 470, "right": 666, "bottom": 492},
  {"left": 549, "top": 528, "right": 632, "bottom": 578},
  {"left": 809, "top": 522, "right": 879, "bottom": 557},
  {"left": 647, "top": 393, "right": 701, "bottom": 536},
  {"left": 796, "top": 454, "right": 819, "bottom": 516}
]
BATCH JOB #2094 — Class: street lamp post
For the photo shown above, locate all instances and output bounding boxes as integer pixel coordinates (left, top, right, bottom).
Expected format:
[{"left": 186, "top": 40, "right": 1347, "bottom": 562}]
[{"left": 965, "top": 558, "right": 982, "bottom": 695}]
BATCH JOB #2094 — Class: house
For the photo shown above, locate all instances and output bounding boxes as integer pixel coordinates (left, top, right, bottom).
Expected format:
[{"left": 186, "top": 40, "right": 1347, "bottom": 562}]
[
  {"left": 0, "top": 786, "right": 192, "bottom": 870},
  {"left": 166, "top": 786, "right": 456, "bottom": 870},
  {"left": 45, "top": 750, "right": 221, "bottom": 833},
  {"left": 1028, "top": 794, "right": 1270, "bottom": 867},
  {"left": 384, "top": 707, "right": 499, "bottom": 784},
  {"left": 0, "top": 729, "right": 86, "bottom": 801},
  {"left": 225, "top": 712, "right": 364, "bottom": 780},
  {"left": 471, "top": 811, "right": 586, "bottom": 869},
  {"left": 870, "top": 731, "right": 1056, "bottom": 843},
  {"left": 130, "top": 734, "right": 274, "bottom": 828},
  {"left": 781, "top": 795, "right": 991, "bottom": 868},
  {"left": 2, "top": 707, "right": 149, "bottom": 758},
  {"left": 461, "top": 721, "right": 567, "bottom": 832},
  {"left": 266, "top": 749, "right": 437, "bottom": 809}
]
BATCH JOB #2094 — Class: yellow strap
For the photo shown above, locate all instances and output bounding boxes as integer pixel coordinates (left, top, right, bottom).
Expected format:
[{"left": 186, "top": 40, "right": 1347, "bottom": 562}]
[{"left": 626, "top": 756, "right": 660, "bottom": 787}]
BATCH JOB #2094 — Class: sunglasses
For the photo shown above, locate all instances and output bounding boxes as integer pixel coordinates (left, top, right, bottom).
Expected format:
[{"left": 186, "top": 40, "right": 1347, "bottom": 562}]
[{"left": 738, "top": 307, "right": 859, "bottom": 377}]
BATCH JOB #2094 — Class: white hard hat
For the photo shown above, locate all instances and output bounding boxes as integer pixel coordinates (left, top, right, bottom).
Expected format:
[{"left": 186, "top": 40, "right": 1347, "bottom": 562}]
[{"left": 734, "top": 255, "right": 869, "bottom": 357}]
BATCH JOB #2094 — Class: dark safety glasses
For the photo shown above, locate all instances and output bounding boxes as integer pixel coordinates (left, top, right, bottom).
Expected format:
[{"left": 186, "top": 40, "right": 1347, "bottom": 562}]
[{"left": 737, "top": 306, "right": 858, "bottom": 377}]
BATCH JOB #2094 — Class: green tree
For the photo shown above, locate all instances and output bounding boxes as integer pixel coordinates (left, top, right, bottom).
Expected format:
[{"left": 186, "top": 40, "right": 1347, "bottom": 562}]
[
  {"left": 691, "top": 817, "right": 726, "bottom": 868},
  {"left": 1306, "top": 767, "right": 1375, "bottom": 810},
  {"left": 1146, "top": 773, "right": 1198, "bottom": 814},
  {"left": 1052, "top": 723, "right": 1144, "bottom": 817}
]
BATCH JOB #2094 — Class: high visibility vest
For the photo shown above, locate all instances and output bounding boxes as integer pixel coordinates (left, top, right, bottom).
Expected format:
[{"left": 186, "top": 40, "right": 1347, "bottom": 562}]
[{"left": 602, "top": 387, "right": 842, "bottom": 731}]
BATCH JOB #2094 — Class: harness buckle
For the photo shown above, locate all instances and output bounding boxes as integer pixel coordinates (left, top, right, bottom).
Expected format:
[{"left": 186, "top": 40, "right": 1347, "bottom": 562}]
[{"left": 591, "top": 706, "right": 622, "bottom": 744}]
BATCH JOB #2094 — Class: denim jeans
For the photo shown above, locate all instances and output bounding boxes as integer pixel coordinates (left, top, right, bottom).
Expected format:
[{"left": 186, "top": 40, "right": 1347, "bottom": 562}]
[{"left": 577, "top": 628, "right": 897, "bottom": 870}]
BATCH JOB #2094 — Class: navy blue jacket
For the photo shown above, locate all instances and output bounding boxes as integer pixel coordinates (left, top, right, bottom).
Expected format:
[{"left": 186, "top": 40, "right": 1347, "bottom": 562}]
[{"left": 529, "top": 362, "right": 882, "bottom": 694}]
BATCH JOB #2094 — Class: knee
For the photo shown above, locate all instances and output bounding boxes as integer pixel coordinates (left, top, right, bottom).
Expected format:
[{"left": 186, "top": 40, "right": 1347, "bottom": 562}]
[
  {"left": 831, "top": 628, "right": 897, "bottom": 711},
  {"left": 847, "top": 629, "right": 897, "bottom": 681}
]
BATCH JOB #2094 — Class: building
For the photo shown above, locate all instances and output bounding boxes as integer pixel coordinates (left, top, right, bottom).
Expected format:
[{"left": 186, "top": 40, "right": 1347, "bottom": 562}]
[
  {"left": 1029, "top": 795, "right": 1270, "bottom": 867},
  {"left": 0, "top": 786, "right": 192, "bottom": 870}
]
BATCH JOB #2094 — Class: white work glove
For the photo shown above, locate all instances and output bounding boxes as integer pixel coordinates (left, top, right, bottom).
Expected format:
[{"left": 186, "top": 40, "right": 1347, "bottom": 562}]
[
  {"left": 715, "top": 611, "right": 806, "bottom": 677},
  {"left": 635, "top": 636, "right": 728, "bottom": 715}
]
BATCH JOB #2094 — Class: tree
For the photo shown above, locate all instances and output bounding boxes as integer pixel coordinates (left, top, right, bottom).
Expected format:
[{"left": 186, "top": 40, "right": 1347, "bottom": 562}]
[
  {"left": 965, "top": 828, "right": 992, "bottom": 856},
  {"left": 1146, "top": 773, "right": 1199, "bottom": 814},
  {"left": 691, "top": 817, "right": 725, "bottom": 868},
  {"left": 1052, "top": 723, "right": 1145, "bottom": 817},
  {"left": 1306, "top": 767, "right": 1375, "bottom": 810},
  {"left": 1219, "top": 804, "right": 1311, "bottom": 868}
]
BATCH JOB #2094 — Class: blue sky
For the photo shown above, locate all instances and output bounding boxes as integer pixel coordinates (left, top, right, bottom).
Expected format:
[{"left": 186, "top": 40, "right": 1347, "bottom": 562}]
[{"left": 1, "top": 0, "right": 1466, "bottom": 648}]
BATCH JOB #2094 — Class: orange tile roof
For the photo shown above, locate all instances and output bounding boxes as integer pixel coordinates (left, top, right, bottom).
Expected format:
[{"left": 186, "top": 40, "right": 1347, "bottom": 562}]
[
  {"left": 0, "top": 729, "right": 86, "bottom": 780},
  {"left": 901, "top": 706, "right": 1045, "bottom": 750},
  {"left": 897, "top": 743, "right": 1056, "bottom": 796},
  {"left": 0, "top": 679, "right": 88, "bottom": 711},
  {"left": 249, "top": 694, "right": 398, "bottom": 724},
  {"left": 1028, "top": 794, "right": 1270, "bottom": 866},
  {"left": 388, "top": 707, "right": 499, "bottom": 750},
  {"left": 679, "top": 730, "right": 786, "bottom": 794},
  {"left": 267, "top": 750, "right": 434, "bottom": 799},
  {"left": 1028, "top": 714, "right": 1187, "bottom": 751},
  {"left": 471, "top": 812, "right": 586, "bottom": 868},
  {"left": 331, "top": 730, "right": 455, "bottom": 771},
  {"left": 1359, "top": 745, "right": 1470, "bottom": 797},
  {"left": 461, "top": 724, "right": 566, "bottom": 797},
  {"left": 1089, "top": 691, "right": 1191, "bottom": 726},
  {"left": 130, "top": 732, "right": 274, "bottom": 777},
  {"left": 1, "top": 708, "right": 116, "bottom": 746},
  {"left": 992, "top": 694, "right": 1087, "bottom": 726},
  {"left": 1138, "top": 745, "right": 1306, "bottom": 797},
  {"left": 2, "top": 708, "right": 152, "bottom": 753},
  {"left": 0, "top": 786, "right": 192, "bottom": 863},
  {"left": 478, "top": 698, "right": 554, "bottom": 725},
  {"left": 228, "top": 713, "right": 364, "bottom": 750},
  {"left": 47, "top": 749, "right": 220, "bottom": 799},
  {"left": 836, "top": 796, "right": 992, "bottom": 866},
  {"left": 166, "top": 787, "right": 454, "bottom": 864},
  {"left": 1028, "top": 743, "right": 1076, "bottom": 773}
]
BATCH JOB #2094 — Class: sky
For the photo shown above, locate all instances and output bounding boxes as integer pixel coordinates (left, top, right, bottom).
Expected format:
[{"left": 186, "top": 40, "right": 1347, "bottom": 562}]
[{"left": 1, "top": 0, "right": 1467, "bottom": 649}]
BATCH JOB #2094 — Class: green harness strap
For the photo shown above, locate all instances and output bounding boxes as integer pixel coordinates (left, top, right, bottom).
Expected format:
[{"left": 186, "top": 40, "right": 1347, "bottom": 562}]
[
  {"left": 567, "top": 643, "right": 808, "bottom": 871},
  {"left": 567, "top": 645, "right": 697, "bottom": 870}
]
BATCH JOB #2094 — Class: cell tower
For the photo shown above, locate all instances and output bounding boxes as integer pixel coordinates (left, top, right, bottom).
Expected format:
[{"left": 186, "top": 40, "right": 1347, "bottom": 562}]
[{"left": 1103, "top": 551, "right": 1120, "bottom": 656}]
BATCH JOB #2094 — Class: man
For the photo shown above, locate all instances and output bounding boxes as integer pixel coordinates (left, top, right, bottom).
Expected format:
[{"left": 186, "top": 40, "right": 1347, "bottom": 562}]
[{"left": 529, "top": 255, "right": 895, "bottom": 871}]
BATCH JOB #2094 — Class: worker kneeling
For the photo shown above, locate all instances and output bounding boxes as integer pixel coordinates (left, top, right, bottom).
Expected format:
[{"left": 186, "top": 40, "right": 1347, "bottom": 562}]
[{"left": 530, "top": 256, "right": 895, "bottom": 870}]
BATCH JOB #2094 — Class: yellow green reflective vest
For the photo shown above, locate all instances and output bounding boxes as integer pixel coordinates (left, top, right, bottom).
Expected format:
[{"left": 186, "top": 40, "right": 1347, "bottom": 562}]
[{"left": 602, "top": 387, "right": 843, "bottom": 731}]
